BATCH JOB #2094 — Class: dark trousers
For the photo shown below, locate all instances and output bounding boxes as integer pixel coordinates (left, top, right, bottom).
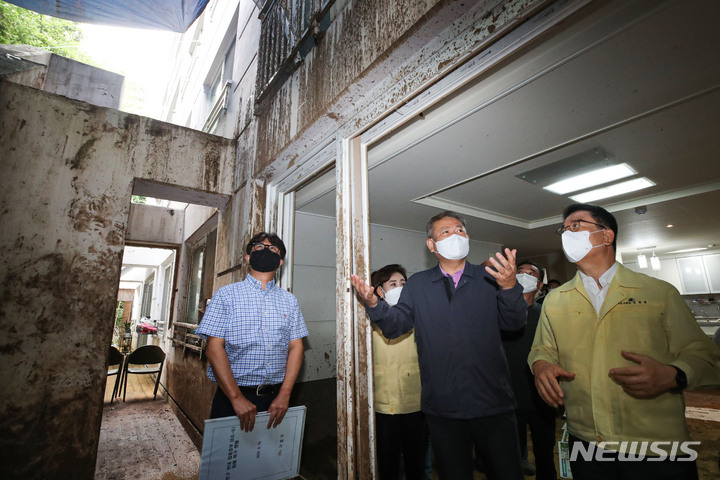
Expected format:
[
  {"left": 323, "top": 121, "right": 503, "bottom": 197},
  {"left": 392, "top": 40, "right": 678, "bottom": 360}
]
[
  {"left": 568, "top": 435, "right": 699, "bottom": 480},
  {"left": 210, "top": 385, "right": 278, "bottom": 419},
  {"left": 426, "top": 411, "right": 523, "bottom": 480},
  {"left": 516, "top": 407, "right": 557, "bottom": 480},
  {"left": 376, "top": 411, "right": 427, "bottom": 480}
]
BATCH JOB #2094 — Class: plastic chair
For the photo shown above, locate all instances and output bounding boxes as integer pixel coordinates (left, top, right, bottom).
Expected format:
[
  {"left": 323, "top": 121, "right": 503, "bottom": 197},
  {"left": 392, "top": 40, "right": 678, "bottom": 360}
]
[
  {"left": 107, "top": 346, "right": 125, "bottom": 403},
  {"left": 121, "top": 345, "right": 166, "bottom": 402}
]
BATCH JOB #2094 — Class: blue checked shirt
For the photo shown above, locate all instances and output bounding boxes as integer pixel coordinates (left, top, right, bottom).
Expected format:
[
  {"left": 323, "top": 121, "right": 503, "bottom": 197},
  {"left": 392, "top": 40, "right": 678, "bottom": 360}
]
[{"left": 195, "top": 275, "right": 308, "bottom": 386}]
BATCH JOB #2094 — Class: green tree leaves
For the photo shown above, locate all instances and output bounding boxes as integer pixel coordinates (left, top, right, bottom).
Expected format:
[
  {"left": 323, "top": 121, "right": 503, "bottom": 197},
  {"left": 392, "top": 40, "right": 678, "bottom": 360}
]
[{"left": 0, "top": 1, "right": 90, "bottom": 62}]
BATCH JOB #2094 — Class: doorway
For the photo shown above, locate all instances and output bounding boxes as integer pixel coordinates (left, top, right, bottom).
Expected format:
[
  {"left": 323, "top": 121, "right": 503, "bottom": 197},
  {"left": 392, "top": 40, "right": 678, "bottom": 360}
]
[{"left": 116, "top": 245, "right": 177, "bottom": 353}]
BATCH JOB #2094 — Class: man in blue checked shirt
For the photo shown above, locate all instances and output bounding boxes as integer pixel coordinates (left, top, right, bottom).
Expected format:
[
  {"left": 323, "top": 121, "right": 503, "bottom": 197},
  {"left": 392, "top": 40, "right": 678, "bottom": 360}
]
[{"left": 196, "top": 232, "right": 309, "bottom": 432}]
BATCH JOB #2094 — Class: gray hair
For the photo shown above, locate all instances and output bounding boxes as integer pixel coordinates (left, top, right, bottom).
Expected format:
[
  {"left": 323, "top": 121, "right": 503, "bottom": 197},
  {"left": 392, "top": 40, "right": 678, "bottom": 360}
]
[{"left": 426, "top": 211, "right": 467, "bottom": 239}]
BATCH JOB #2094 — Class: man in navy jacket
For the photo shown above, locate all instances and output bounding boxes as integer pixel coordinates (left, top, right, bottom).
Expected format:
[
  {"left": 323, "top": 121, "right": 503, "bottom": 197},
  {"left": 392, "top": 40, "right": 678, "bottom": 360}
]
[{"left": 351, "top": 211, "right": 527, "bottom": 480}]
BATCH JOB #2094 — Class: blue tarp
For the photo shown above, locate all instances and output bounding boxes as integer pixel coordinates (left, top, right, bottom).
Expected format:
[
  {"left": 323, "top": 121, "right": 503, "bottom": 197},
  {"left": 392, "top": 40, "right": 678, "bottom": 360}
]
[{"left": 6, "top": 0, "right": 210, "bottom": 32}]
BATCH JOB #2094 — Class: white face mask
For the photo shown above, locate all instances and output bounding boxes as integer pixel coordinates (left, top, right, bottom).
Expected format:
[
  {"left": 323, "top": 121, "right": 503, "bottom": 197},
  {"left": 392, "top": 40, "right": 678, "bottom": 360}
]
[
  {"left": 516, "top": 273, "right": 539, "bottom": 293},
  {"left": 433, "top": 234, "right": 470, "bottom": 260},
  {"left": 383, "top": 286, "right": 403, "bottom": 306},
  {"left": 561, "top": 230, "right": 604, "bottom": 263}
]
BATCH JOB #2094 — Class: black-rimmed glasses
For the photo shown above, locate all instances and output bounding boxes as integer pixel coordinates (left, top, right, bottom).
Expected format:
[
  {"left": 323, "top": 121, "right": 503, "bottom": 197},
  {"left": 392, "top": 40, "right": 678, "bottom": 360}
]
[
  {"left": 555, "top": 219, "right": 606, "bottom": 236},
  {"left": 251, "top": 242, "right": 281, "bottom": 254}
]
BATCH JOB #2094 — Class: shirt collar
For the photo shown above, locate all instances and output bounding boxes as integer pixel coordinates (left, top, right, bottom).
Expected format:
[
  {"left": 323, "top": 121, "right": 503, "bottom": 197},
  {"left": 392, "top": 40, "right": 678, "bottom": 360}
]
[
  {"left": 245, "top": 273, "right": 276, "bottom": 291},
  {"left": 439, "top": 262, "right": 465, "bottom": 287},
  {"left": 578, "top": 261, "right": 618, "bottom": 291}
]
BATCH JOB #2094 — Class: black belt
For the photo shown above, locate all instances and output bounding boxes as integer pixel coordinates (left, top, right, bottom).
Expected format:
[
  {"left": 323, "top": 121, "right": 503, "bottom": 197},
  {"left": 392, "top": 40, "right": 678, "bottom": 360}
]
[{"left": 239, "top": 384, "right": 280, "bottom": 397}]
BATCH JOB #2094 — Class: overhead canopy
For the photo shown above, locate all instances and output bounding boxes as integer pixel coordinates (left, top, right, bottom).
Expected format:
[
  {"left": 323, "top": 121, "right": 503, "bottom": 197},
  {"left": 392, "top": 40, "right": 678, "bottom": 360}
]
[{"left": 6, "top": 0, "right": 210, "bottom": 32}]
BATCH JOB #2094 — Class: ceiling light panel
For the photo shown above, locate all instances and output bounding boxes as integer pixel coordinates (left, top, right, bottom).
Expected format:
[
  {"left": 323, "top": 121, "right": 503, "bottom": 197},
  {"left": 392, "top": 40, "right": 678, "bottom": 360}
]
[
  {"left": 544, "top": 163, "right": 637, "bottom": 195},
  {"left": 569, "top": 178, "right": 655, "bottom": 203},
  {"left": 516, "top": 148, "right": 611, "bottom": 185}
]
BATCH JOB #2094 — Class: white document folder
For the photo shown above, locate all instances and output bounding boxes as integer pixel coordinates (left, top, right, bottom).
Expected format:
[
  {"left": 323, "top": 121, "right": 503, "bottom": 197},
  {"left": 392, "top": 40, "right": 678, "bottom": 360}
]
[{"left": 199, "top": 405, "right": 306, "bottom": 480}]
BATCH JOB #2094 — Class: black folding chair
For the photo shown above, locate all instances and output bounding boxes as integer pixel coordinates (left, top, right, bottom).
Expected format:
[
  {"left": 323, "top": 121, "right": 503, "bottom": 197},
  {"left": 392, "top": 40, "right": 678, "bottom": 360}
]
[
  {"left": 121, "top": 345, "right": 166, "bottom": 402},
  {"left": 107, "top": 346, "right": 125, "bottom": 403}
]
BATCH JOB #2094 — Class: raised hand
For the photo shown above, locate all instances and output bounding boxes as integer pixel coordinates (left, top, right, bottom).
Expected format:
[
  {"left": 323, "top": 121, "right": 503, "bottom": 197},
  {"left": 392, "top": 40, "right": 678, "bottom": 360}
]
[
  {"left": 350, "top": 274, "right": 378, "bottom": 307},
  {"left": 485, "top": 248, "right": 518, "bottom": 290}
]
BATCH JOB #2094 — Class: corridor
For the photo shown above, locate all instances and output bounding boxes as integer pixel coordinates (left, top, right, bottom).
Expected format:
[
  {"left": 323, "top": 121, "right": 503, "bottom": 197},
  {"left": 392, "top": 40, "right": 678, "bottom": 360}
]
[{"left": 95, "top": 374, "right": 201, "bottom": 480}]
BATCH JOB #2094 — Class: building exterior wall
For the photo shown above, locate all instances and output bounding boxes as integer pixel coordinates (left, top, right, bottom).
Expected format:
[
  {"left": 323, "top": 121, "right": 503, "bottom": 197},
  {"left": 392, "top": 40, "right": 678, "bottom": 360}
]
[
  {"left": 0, "top": 79, "right": 234, "bottom": 480},
  {"left": 1, "top": 45, "right": 124, "bottom": 109},
  {"left": 43, "top": 54, "right": 124, "bottom": 109}
]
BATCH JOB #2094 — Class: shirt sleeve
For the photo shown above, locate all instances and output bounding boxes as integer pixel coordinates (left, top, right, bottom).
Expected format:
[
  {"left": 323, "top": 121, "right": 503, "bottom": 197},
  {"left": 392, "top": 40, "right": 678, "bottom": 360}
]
[
  {"left": 496, "top": 282, "right": 527, "bottom": 332},
  {"left": 289, "top": 295, "right": 309, "bottom": 340},
  {"left": 527, "top": 303, "right": 560, "bottom": 371},
  {"left": 367, "top": 296, "right": 415, "bottom": 339},
  {"left": 663, "top": 287, "right": 720, "bottom": 388},
  {"left": 195, "top": 288, "right": 229, "bottom": 340}
]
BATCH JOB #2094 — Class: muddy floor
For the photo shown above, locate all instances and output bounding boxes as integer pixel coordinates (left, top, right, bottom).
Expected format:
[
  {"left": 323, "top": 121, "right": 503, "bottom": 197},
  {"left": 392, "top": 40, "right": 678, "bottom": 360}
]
[
  {"left": 95, "top": 375, "right": 719, "bottom": 480},
  {"left": 95, "top": 375, "right": 200, "bottom": 480}
]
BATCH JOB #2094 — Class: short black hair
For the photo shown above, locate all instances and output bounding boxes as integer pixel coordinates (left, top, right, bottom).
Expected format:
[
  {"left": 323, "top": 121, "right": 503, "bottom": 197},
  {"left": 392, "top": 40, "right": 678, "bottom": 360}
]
[
  {"left": 563, "top": 203, "right": 618, "bottom": 251},
  {"left": 547, "top": 279, "right": 561, "bottom": 288},
  {"left": 426, "top": 210, "right": 467, "bottom": 239},
  {"left": 370, "top": 264, "right": 407, "bottom": 297},
  {"left": 517, "top": 259, "right": 545, "bottom": 281},
  {"left": 246, "top": 232, "right": 287, "bottom": 259}
]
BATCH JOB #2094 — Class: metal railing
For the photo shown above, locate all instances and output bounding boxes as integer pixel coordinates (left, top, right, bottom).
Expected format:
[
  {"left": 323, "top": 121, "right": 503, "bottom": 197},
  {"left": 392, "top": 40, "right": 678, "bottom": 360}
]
[{"left": 256, "top": 0, "right": 334, "bottom": 100}]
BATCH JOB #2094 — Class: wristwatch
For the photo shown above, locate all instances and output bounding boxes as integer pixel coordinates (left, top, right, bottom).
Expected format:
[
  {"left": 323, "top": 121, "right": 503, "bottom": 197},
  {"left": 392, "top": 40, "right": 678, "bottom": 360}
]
[{"left": 671, "top": 366, "right": 687, "bottom": 393}]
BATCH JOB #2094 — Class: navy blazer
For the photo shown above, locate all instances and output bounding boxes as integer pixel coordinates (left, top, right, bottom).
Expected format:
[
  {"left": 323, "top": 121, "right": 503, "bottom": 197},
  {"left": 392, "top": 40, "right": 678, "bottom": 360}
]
[{"left": 367, "top": 261, "right": 526, "bottom": 419}]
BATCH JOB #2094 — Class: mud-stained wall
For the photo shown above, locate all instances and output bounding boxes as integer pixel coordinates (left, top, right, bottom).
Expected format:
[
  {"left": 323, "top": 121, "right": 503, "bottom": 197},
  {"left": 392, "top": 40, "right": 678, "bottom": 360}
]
[
  {"left": 0, "top": 79, "right": 234, "bottom": 480},
  {"left": 254, "top": 0, "right": 549, "bottom": 172},
  {"left": 126, "top": 203, "right": 185, "bottom": 244},
  {"left": 254, "top": 0, "right": 439, "bottom": 168}
]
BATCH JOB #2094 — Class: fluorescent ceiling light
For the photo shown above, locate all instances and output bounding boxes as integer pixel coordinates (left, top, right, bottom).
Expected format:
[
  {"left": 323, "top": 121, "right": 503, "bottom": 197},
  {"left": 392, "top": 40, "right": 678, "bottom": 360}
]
[
  {"left": 668, "top": 247, "right": 708, "bottom": 254},
  {"left": 637, "top": 254, "right": 648, "bottom": 269},
  {"left": 544, "top": 163, "right": 636, "bottom": 195},
  {"left": 650, "top": 254, "right": 661, "bottom": 271},
  {"left": 569, "top": 178, "right": 655, "bottom": 203}
]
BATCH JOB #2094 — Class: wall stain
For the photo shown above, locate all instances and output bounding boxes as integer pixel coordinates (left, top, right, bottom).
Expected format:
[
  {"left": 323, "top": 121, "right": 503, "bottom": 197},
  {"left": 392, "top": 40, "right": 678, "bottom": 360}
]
[
  {"left": 66, "top": 137, "right": 99, "bottom": 170},
  {"left": 68, "top": 195, "right": 117, "bottom": 232},
  {"left": 203, "top": 143, "right": 221, "bottom": 191}
]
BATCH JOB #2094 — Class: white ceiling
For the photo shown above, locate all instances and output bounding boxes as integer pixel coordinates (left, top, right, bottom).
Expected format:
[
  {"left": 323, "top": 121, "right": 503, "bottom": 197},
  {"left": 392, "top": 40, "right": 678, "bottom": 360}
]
[
  {"left": 297, "top": 0, "right": 720, "bottom": 260},
  {"left": 120, "top": 246, "right": 175, "bottom": 287}
]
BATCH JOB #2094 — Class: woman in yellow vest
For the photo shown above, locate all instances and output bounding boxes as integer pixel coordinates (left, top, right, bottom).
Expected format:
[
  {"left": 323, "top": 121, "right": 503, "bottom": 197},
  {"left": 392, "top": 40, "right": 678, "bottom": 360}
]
[{"left": 371, "top": 264, "right": 426, "bottom": 479}]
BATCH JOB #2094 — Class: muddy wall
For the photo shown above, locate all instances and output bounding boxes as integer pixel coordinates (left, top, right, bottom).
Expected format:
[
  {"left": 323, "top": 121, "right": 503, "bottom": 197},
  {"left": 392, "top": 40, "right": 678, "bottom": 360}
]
[
  {"left": 0, "top": 79, "right": 234, "bottom": 480},
  {"left": 253, "top": 0, "right": 550, "bottom": 172}
]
